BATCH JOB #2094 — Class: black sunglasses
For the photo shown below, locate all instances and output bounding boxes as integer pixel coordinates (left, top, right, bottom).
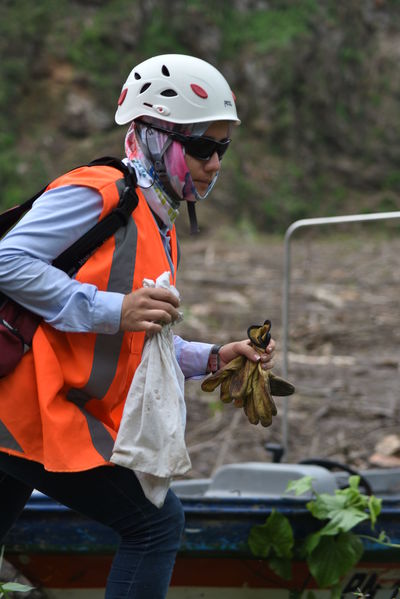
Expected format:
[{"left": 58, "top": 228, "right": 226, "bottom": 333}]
[
  {"left": 140, "top": 121, "right": 231, "bottom": 161},
  {"left": 170, "top": 131, "right": 231, "bottom": 161}
]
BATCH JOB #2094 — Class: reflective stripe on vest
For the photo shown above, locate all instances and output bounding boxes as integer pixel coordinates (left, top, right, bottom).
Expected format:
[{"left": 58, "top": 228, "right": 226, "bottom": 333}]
[
  {"left": 0, "top": 421, "right": 23, "bottom": 453},
  {"left": 66, "top": 218, "right": 138, "bottom": 460}
]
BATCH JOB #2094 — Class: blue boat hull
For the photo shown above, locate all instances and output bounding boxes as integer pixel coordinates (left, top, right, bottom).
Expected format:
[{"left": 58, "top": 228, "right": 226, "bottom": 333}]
[{"left": 4, "top": 491, "right": 400, "bottom": 598}]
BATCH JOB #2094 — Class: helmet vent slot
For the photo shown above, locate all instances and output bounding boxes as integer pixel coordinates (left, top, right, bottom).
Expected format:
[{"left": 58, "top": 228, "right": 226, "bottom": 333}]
[
  {"left": 139, "top": 82, "right": 151, "bottom": 94},
  {"left": 160, "top": 89, "right": 177, "bottom": 97},
  {"left": 134, "top": 72, "right": 141, "bottom": 80},
  {"left": 162, "top": 65, "right": 170, "bottom": 77}
]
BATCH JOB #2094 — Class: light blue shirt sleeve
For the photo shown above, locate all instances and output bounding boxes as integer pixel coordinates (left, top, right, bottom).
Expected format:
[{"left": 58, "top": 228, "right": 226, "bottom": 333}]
[
  {"left": 173, "top": 335, "right": 212, "bottom": 379},
  {"left": 0, "top": 185, "right": 124, "bottom": 333}
]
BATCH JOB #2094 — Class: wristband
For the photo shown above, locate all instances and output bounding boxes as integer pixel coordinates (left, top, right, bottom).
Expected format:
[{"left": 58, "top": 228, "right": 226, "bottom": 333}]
[{"left": 208, "top": 344, "right": 222, "bottom": 374}]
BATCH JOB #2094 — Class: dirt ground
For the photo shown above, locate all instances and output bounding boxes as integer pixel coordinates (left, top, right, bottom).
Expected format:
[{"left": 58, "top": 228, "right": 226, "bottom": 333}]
[{"left": 173, "top": 227, "right": 400, "bottom": 479}]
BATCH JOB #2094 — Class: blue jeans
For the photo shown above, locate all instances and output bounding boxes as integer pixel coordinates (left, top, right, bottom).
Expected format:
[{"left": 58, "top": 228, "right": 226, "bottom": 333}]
[{"left": 0, "top": 452, "right": 185, "bottom": 598}]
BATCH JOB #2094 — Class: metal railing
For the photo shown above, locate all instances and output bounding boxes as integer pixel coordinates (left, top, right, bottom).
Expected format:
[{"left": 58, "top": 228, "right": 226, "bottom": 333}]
[{"left": 281, "top": 211, "right": 400, "bottom": 455}]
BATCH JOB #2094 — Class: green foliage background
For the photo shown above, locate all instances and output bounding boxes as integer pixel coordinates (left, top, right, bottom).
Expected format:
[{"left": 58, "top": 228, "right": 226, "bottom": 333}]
[{"left": 1, "top": 0, "right": 399, "bottom": 232}]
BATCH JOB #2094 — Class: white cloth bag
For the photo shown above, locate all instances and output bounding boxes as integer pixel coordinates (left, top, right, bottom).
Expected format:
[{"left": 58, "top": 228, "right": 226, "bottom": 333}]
[{"left": 111, "top": 271, "right": 191, "bottom": 508}]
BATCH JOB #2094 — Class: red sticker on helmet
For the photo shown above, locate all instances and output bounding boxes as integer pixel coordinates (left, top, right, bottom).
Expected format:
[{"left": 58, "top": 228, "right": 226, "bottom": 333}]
[
  {"left": 191, "top": 84, "right": 208, "bottom": 99},
  {"left": 118, "top": 88, "right": 128, "bottom": 106},
  {"left": 232, "top": 91, "right": 236, "bottom": 102}
]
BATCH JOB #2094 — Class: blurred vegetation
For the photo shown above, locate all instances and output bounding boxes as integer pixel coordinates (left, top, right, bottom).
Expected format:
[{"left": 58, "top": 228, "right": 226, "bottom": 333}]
[{"left": 0, "top": 0, "right": 399, "bottom": 232}]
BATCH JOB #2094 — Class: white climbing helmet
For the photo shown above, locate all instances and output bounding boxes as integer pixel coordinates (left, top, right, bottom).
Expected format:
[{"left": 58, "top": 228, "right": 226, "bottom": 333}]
[{"left": 115, "top": 54, "right": 240, "bottom": 126}]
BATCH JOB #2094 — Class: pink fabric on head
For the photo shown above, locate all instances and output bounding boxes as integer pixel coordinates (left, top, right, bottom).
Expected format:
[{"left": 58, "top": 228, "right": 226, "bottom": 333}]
[
  {"left": 125, "top": 120, "right": 199, "bottom": 202},
  {"left": 163, "top": 140, "right": 196, "bottom": 202}
]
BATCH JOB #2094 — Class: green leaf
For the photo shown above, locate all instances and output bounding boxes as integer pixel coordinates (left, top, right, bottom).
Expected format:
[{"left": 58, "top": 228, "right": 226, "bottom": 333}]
[
  {"left": 302, "top": 530, "right": 322, "bottom": 556},
  {"left": 0, "top": 582, "right": 34, "bottom": 592},
  {"left": 307, "top": 532, "right": 364, "bottom": 588},
  {"left": 368, "top": 495, "right": 382, "bottom": 529},
  {"left": 269, "top": 555, "right": 292, "bottom": 580},
  {"left": 335, "top": 486, "right": 369, "bottom": 511},
  {"left": 248, "top": 509, "right": 294, "bottom": 559},
  {"left": 307, "top": 492, "right": 347, "bottom": 520},
  {"left": 248, "top": 523, "right": 272, "bottom": 558},
  {"left": 378, "top": 530, "right": 388, "bottom": 543},
  {"left": 286, "top": 476, "right": 314, "bottom": 496},
  {"left": 339, "top": 489, "right": 367, "bottom": 509},
  {"left": 334, "top": 480, "right": 370, "bottom": 511},
  {"left": 307, "top": 488, "right": 370, "bottom": 535},
  {"left": 269, "top": 512, "right": 295, "bottom": 558},
  {"left": 348, "top": 475, "right": 360, "bottom": 490},
  {"left": 318, "top": 507, "right": 369, "bottom": 536}
]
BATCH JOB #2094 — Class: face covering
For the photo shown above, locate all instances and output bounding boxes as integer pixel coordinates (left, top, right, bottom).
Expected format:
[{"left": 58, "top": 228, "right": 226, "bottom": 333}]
[{"left": 124, "top": 118, "right": 218, "bottom": 229}]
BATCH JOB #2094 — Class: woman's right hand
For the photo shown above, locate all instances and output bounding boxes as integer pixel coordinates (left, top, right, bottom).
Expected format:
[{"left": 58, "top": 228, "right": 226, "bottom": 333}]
[{"left": 120, "top": 287, "right": 181, "bottom": 335}]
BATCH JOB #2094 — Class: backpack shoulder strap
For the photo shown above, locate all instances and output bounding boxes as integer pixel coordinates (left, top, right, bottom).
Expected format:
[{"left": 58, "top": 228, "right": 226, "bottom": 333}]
[
  {"left": 0, "top": 185, "right": 49, "bottom": 238},
  {"left": 52, "top": 157, "right": 138, "bottom": 274}
]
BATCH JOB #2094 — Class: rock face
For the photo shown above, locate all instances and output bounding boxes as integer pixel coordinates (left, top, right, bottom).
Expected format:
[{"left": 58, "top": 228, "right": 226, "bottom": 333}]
[
  {"left": 1, "top": 0, "right": 400, "bottom": 227},
  {"left": 62, "top": 92, "right": 112, "bottom": 137}
]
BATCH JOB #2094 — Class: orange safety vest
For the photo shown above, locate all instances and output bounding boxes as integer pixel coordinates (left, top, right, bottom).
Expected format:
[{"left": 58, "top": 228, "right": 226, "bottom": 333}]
[{"left": 0, "top": 165, "right": 178, "bottom": 472}]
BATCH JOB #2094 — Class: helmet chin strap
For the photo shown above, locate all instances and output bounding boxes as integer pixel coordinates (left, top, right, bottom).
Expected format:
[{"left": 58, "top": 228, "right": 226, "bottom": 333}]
[
  {"left": 146, "top": 127, "right": 200, "bottom": 234},
  {"left": 187, "top": 202, "right": 200, "bottom": 235},
  {"left": 145, "top": 128, "right": 181, "bottom": 205}
]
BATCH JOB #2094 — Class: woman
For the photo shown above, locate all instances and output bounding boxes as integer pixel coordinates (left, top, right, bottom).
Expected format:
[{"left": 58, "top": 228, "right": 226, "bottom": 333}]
[{"left": 0, "top": 54, "right": 275, "bottom": 598}]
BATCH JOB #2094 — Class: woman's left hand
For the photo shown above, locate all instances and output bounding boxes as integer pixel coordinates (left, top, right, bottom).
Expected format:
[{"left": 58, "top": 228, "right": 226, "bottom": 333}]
[{"left": 219, "top": 338, "right": 275, "bottom": 371}]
